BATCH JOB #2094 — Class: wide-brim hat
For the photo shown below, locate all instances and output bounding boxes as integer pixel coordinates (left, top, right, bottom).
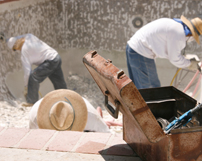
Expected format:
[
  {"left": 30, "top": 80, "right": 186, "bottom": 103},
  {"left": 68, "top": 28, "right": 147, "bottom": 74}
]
[
  {"left": 181, "top": 15, "right": 202, "bottom": 44},
  {"left": 37, "top": 89, "right": 88, "bottom": 131}
]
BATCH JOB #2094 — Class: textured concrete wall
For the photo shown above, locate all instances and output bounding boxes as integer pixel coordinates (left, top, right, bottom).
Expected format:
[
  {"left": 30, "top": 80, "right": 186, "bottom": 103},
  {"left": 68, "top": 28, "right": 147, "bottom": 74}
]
[
  {"left": 59, "top": 0, "right": 202, "bottom": 52},
  {"left": 0, "top": 0, "right": 202, "bottom": 104}
]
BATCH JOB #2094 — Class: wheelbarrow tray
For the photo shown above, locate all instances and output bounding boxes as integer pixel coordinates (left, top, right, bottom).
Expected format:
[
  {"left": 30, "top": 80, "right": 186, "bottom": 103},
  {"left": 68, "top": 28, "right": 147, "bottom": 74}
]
[{"left": 83, "top": 50, "right": 202, "bottom": 161}]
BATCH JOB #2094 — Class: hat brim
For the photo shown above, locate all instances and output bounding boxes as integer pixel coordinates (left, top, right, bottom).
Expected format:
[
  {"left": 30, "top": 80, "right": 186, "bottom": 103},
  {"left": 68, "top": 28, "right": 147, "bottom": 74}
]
[
  {"left": 181, "top": 15, "right": 200, "bottom": 44},
  {"left": 37, "top": 89, "right": 88, "bottom": 131}
]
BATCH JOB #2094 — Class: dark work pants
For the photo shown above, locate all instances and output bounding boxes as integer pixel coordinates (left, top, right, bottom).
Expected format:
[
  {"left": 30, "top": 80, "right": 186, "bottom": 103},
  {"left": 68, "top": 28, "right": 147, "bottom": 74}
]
[{"left": 26, "top": 54, "right": 67, "bottom": 104}]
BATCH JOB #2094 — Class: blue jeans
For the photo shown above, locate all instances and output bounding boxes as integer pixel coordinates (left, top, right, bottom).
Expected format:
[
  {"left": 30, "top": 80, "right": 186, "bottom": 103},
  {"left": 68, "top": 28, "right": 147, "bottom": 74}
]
[
  {"left": 26, "top": 54, "right": 67, "bottom": 104},
  {"left": 126, "top": 44, "right": 161, "bottom": 89}
]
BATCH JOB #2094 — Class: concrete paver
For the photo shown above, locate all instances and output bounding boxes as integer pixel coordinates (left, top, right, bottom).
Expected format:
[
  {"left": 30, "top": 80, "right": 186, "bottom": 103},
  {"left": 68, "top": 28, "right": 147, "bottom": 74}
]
[
  {"left": 18, "top": 129, "right": 56, "bottom": 150},
  {"left": 0, "top": 148, "right": 142, "bottom": 161},
  {"left": 0, "top": 127, "right": 142, "bottom": 161},
  {"left": 47, "top": 131, "right": 83, "bottom": 152},
  {"left": 75, "top": 132, "right": 111, "bottom": 154},
  {"left": 0, "top": 128, "right": 29, "bottom": 147},
  {"left": 104, "top": 133, "right": 135, "bottom": 156}
]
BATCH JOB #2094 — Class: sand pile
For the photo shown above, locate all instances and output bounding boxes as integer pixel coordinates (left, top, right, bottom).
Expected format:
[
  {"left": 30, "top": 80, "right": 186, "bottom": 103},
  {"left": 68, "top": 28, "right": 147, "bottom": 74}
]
[{"left": 0, "top": 101, "right": 31, "bottom": 128}]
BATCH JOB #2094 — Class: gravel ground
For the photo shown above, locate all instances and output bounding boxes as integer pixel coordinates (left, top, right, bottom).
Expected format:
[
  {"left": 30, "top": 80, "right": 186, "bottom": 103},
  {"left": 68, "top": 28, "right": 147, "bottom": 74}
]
[{"left": 0, "top": 101, "right": 31, "bottom": 128}]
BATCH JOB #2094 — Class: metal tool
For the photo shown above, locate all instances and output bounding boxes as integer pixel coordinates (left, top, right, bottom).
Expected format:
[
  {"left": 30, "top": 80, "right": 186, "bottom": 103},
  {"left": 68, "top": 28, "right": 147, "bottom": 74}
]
[{"left": 164, "top": 103, "right": 202, "bottom": 134}]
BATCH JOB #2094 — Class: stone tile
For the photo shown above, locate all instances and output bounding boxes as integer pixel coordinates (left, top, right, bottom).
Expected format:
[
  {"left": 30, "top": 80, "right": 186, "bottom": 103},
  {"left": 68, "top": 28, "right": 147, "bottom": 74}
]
[
  {"left": 75, "top": 132, "right": 111, "bottom": 154},
  {"left": 109, "top": 133, "right": 126, "bottom": 145},
  {"left": 0, "top": 148, "right": 142, "bottom": 161},
  {"left": 0, "top": 128, "right": 29, "bottom": 147},
  {"left": 76, "top": 141, "right": 107, "bottom": 154},
  {"left": 105, "top": 133, "right": 135, "bottom": 156},
  {"left": 18, "top": 129, "right": 56, "bottom": 150},
  {"left": 47, "top": 131, "right": 83, "bottom": 152}
]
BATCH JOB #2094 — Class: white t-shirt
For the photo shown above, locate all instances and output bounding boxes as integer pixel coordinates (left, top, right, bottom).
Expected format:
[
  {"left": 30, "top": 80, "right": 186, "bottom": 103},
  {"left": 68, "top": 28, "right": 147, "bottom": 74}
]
[
  {"left": 29, "top": 97, "right": 110, "bottom": 133},
  {"left": 127, "top": 18, "right": 191, "bottom": 68},
  {"left": 17, "top": 34, "right": 58, "bottom": 86}
]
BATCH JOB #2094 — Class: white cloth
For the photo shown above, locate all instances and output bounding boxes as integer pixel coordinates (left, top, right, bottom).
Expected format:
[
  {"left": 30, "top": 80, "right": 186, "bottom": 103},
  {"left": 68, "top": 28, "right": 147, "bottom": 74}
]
[
  {"left": 29, "top": 97, "right": 110, "bottom": 133},
  {"left": 15, "top": 34, "right": 58, "bottom": 86},
  {"left": 127, "top": 18, "right": 191, "bottom": 68}
]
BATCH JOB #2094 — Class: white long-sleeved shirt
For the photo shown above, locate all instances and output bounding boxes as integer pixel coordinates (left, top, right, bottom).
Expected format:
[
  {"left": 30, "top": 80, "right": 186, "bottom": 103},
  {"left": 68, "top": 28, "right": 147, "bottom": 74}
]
[
  {"left": 127, "top": 18, "right": 191, "bottom": 68},
  {"left": 17, "top": 34, "right": 57, "bottom": 86},
  {"left": 29, "top": 97, "right": 110, "bottom": 133}
]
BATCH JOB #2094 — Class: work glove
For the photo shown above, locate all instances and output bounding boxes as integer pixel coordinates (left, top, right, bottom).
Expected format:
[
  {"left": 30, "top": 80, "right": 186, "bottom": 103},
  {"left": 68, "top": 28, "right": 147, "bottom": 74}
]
[
  {"left": 24, "top": 86, "right": 28, "bottom": 99},
  {"left": 187, "top": 58, "right": 200, "bottom": 71}
]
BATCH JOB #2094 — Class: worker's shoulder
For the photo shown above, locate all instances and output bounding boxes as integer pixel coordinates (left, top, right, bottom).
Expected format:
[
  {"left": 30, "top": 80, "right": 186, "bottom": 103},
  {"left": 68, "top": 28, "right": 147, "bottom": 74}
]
[
  {"left": 152, "top": 18, "right": 176, "bottom": 24},
  {"left": 144, "top": 18, "right": 175, "bottom": 28},
  {"left": 153, "top": 18, "right": 182, "bottom": 31}
]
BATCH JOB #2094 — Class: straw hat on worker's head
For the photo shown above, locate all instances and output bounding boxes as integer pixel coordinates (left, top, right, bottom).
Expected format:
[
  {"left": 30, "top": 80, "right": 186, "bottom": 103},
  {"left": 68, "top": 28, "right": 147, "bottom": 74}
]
[
  {"left": 7, "top": 37, "right": 17, "bottom": 49},
  {"left": 181, "top": 15, "right": 202, "bottom": 44},
  {"left": 37, "top": 89, "right": 88, "bottom": 131}
]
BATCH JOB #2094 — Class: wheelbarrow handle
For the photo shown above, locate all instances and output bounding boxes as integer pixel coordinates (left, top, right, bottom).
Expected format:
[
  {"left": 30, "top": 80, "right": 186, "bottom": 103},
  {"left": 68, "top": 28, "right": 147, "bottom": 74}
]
[{"left": 104, "top": 91, "right": 120, "bottom": 119}]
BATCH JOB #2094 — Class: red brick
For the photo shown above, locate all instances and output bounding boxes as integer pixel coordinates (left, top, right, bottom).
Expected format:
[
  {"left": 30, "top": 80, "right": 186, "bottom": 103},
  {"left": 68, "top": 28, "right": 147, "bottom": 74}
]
[
  {"left": 18, "top": 129, "right": 56, "bottom": 150},
  {"left": 0, "top": 128, "right": 29, "bottom": 147},
  {"left": 75, "top": 132, "right": 111, "bottom": 154},
  {"left": 47, "top": 131, "right": 83, "bottom": 152}
]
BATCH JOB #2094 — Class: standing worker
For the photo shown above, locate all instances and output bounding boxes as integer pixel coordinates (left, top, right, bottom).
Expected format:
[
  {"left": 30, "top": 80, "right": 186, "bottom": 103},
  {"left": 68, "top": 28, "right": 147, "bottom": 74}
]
[
  {"left": 126, "top": 15, "right": 202, "bottom": 89},
  {"left": 7, "top": 33, "right": 67, "bottom": 106}
]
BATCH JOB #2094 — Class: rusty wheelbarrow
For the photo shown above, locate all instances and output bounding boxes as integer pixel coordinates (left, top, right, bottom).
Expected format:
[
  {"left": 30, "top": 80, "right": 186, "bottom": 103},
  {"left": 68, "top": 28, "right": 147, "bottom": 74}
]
[{"left": 83, "top": 50, "right": 202, "bottom": 161}]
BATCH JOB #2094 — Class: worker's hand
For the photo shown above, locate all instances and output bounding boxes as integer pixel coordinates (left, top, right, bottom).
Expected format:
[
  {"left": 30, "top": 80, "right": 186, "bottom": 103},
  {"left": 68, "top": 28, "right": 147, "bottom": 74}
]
[
  {"left": 24, "top": 86, "right": 28, "bottom": 98},
  {"left": 187, "top": 58, "right": 200, "bottom": 71}
]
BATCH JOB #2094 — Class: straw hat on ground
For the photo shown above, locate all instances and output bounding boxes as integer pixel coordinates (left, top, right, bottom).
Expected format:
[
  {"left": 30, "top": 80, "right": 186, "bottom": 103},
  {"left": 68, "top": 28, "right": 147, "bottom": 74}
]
[
  {"left": 181, "top": 15, "right": 202, "bottom": 44},
  {"left": 37, "top": 89, "right": 88, "bottom": 131}
]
